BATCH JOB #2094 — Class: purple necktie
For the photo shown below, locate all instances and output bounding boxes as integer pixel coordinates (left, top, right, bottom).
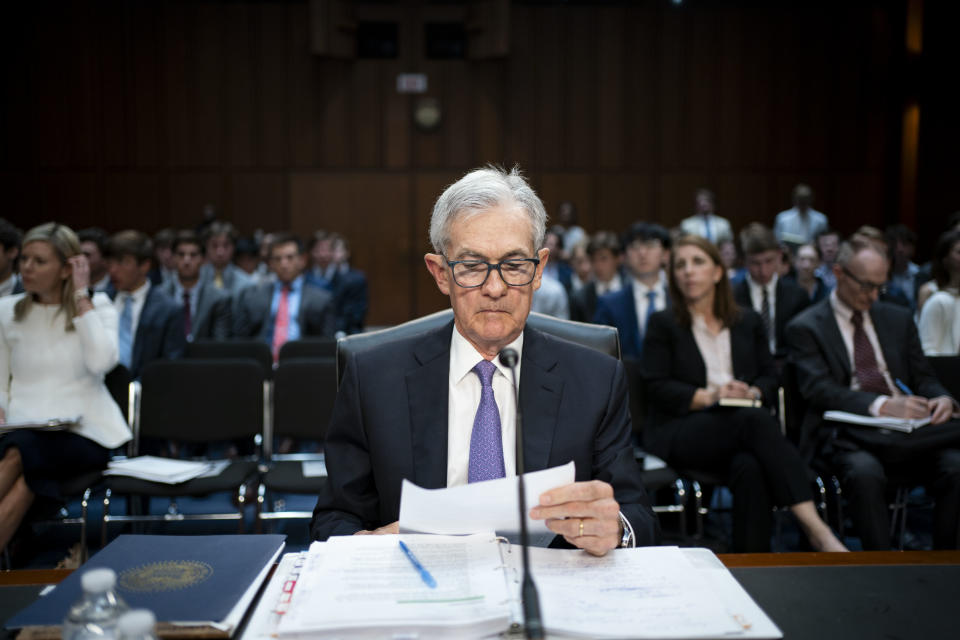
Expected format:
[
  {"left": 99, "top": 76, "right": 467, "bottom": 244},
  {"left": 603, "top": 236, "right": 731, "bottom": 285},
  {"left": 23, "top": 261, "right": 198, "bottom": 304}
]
[{"left": 468, "top": 359, "right": 506, "bottom": 483}]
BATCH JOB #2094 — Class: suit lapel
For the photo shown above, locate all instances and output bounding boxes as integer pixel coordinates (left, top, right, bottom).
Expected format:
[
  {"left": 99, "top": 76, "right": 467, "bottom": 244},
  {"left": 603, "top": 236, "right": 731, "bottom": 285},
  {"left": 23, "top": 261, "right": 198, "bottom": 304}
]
[
  {"left": 818, "top": 299, "right": 851, "bottom": 377},
  {"left": 871, "top": 305, "right": 904, "bottom": 380},
  {"left": 405, "top": 323, "right": 453, "bottom": 489},
  {"left": 519, "top": 327, "right": 562, "bottom": 473}
]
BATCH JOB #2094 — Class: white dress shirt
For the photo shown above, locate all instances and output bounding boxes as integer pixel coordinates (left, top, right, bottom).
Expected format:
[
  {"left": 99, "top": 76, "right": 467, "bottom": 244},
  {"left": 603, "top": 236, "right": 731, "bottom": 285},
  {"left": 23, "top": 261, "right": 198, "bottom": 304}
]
[
  {"left": 829, "top": 291, "right": 900, "bottom": 415},
  {"left": 690, "top": 313, "right": 734, "bottom": 392},
  {"left": 446, "top": 326, "right": 522, "bottom": 487},
  {"left": 0, "top": 273, "right": 19, "bottom": 297},
  {"left": 595, "top": 273, "right": 623, "bottom": 297},
  {"left": 632, "top": 272, "right": 668, "bottom": 336},
  {"left": 773, "top": 207, "right": 828, "bottom": 245},
  {"left": 113, "top": 280, "right": 151, "bottom": 340},
  {"left": 919, "top": 289, "right": 960, "bottom": 356},
  {"left": 746, "top": 274, "right": 778, "bottom": 353}
]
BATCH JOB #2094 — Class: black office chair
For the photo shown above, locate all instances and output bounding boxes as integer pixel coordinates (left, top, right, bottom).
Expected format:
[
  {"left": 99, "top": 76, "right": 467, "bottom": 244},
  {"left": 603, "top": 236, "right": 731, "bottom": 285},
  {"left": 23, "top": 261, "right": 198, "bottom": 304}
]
[
  {"left": 257, "top": 357, "right": 338, "bottom": 528},
  {"left": 186, "top": 339, "right": 274, "bottom": 378},
  {"left": 100, "top": 359, "right": 266, "bottom": 544},
  {"left": 927, "top": 356, "right": 960, "bottom": 401},
  {"left": 336, "top": 309, "right": 620, "bottom": 384},
  {"left": 279, "top": 338, "right": 337, "bottom": 361}
]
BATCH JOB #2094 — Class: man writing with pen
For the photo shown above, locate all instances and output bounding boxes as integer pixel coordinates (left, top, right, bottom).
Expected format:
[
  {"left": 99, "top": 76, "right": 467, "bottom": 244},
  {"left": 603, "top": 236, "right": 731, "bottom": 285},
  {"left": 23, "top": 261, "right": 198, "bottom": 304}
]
[
  {"left": 787, "top": 235, "right": 960, "bottom": 550},
  {"left": 309, "top": 166, "right": 660, "bottom": 555}
]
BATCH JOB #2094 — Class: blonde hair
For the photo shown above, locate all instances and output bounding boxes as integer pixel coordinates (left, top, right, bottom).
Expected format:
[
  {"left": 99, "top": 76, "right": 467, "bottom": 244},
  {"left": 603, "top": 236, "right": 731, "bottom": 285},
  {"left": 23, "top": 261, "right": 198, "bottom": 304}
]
[{"left": 14, "top": 222, "right": 82, "bottom": 331}]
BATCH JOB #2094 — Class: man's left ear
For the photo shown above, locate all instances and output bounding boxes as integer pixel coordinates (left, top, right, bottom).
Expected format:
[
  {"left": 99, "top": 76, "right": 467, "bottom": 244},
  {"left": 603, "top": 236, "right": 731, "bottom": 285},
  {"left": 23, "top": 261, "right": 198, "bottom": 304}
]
[
  {"left": 424, "top": 253, "right": 451, "bottom": 296},
  {"left": 532, "top": 247, "right": 550, "bottom": 291}
]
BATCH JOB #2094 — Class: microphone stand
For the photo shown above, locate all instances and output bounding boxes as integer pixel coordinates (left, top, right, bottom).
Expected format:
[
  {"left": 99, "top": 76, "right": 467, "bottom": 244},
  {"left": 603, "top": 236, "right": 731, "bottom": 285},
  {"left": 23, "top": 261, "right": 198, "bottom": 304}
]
[{"left": 499, "top": 348, "right": 543, "bottom": 640}]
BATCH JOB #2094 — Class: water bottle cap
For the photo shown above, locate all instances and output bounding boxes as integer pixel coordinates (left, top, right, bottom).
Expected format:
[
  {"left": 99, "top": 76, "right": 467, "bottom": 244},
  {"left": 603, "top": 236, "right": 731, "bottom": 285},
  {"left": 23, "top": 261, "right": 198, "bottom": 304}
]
[
  {"left": 117, "top": 610, "right": 156, "bottom": 636},
  {"left": 80, "top": 568, "right": 117, "bottom": 593}
]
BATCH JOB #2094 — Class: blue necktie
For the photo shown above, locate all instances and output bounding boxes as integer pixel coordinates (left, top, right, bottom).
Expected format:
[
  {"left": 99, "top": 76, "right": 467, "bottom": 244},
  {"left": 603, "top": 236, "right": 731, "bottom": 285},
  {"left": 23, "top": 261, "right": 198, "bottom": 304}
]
[
  {"left": 118, "top": 295, "right": 133, "bottom": 369},
  {"left": 468, "top": 360, "right": 506, "bottom": 483},
  {"left": 643, "top": 290, "right": 658, "bottom": 335}
]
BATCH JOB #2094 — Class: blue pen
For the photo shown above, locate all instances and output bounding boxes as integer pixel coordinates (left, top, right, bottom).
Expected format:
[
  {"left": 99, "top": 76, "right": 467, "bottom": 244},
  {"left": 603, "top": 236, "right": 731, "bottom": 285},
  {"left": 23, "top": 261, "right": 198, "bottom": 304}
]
[
  {"left": 398, "top": 540, "right": 437, "bottom": 589},
  {"left": 894, "top": 378, "right": 914, "bottom": 396}
]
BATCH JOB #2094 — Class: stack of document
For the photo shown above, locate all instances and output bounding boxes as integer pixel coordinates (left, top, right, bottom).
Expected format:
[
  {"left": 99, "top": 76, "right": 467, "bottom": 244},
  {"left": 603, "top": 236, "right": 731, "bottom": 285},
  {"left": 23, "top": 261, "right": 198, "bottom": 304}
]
[
  {"left": 823, "top": 410, "right": 931, "bottom": 433},
  {"left": 104, "top": 455, "right": 230, "bottom": 484},
  {"left": 0, "top": 415, "right": 80, "bottom": 434}
]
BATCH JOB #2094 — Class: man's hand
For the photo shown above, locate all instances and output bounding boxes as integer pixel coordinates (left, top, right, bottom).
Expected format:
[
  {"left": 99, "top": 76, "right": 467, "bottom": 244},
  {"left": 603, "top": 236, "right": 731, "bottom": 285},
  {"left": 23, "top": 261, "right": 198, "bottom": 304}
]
[
  {"left": 529, "top": 480, "right": 621, "bottom": 556},
  {"left": 354, "top": 521, "right": 399, "bottom": 535},
  {"left": 717, "top": 380, "right": 752, "bottom": 400},
  {"left": 880, "top": 396, "right": 930, "bottom": 419},
  {"left": 928, "top": 396, "right": 955, "bottom": 425}
]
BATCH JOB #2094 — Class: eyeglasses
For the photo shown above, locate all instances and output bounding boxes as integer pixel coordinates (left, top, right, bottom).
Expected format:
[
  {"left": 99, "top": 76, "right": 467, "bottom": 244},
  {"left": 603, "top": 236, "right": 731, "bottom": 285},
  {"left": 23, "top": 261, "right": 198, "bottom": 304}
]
[
  {"left": 841, "top": 265, "right": 887, "bottom": 295},
  {"left": 446, "top": 258, "right": 540, "bottom": 288}
]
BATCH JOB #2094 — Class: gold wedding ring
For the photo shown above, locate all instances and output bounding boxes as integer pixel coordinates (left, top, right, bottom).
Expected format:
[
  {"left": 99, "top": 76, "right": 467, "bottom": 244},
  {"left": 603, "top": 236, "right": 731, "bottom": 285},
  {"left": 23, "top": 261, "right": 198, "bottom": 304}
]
[{"left": 578, "top": 518, "right": 584, "bottom": 537}]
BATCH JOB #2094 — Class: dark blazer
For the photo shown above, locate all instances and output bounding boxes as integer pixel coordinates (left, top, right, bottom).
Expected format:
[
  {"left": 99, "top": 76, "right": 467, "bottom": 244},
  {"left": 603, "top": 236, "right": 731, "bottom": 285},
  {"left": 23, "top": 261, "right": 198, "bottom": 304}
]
[
  {"left": 593, "top": 281, "right": 669, "bottom": 358},
  {"left": 640, "top": 307, "right": 779, "bottom": 457},
  {"left": 233, "top": 279, "right": 335, "bottom": 340},
  {"left": 785, "top": 297, "right": 951, "bottom": 461},
  {"left": 328, "top": 267, "right": 369, "bottom": 335},
  {"left": 160, "top": 279, "right": 233, "bottom": 341},
  {"left": 310, "top": 322, "right": 660, "bottom": 546},
  {"left": 569, "top": 282, "right": 599, "bottom": 323},
  {"left": 733, "top": 277, "right": 810, "bottom": 357},
  {"left": 108, "top": 284, "right": 186, "bottom": 380}
]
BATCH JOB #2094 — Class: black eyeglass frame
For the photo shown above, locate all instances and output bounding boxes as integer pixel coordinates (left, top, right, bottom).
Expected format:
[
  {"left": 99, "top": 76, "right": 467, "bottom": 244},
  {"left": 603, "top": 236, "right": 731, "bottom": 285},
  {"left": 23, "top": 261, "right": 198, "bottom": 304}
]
[
  {"left": 445, "top": 257, "right": 541, "bottom": 288},
  {"left": 841, "top": 265, "right": 887, "bottom": 295}
]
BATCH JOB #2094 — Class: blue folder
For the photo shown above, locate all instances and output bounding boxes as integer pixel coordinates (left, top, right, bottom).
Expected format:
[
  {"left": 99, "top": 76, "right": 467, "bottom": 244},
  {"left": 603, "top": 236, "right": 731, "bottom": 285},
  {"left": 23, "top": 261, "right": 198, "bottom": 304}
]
[{"left": 7, "top": 534, "right": 285, "bottom": 630}]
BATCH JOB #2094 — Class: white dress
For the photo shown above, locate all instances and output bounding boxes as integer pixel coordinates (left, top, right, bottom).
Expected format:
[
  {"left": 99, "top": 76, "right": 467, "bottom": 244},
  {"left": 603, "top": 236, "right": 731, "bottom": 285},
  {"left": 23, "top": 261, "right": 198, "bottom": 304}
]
[
  {"left": 0, "top": 293, "right": 131, "bottom": 449},
  {"left": 918, "top": 289, "right": 960, "bottom": 356}
]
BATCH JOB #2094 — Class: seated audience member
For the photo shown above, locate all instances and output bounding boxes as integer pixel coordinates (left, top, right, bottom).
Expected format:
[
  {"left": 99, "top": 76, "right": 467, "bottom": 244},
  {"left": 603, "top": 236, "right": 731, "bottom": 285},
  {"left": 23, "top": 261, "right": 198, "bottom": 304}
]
[
  {"left": 786, "top": 237, "right": 960, "bottom": 550},
  {"left": 718, "top": 238, "right": 745, "bottom": 284},
  {"left": 814, "top": 228, "right": 841, "bottom": 291},
  {"left": 642, "top": 234, "right": 846, "bottom": 552},
  {"left": 307, "top": 230, "right": 335, "bottom": 286},
  {"left": 570, "top": 231, "right": 623, "bottom": 323},
  {"left": 311, "top": 166, "right": 659, "bottom": 553},
  {"left": 541, "top": 225, "right": 573, "bottom": 291},
  {"left": 886, "top": 224, "right": 920, "bottom": 310},
  {"left": 566, "top": 239, "right": 591, "bottom": 293},
  {"left": 917, "top": 213, "right": 960, "bottom": 312},
  {"left": 233, "top": 236, "right": 265, "bottom": 282},
  {"left": 0, "top": 219, "right": 22, "bottom": 297},
  {"left": 150, "top": 228, "right": 177, "bottom": 287},
  {"left": 200, "top": 222, "right": 253, "bottom": 299},
  {"left": 531, "top": 271, "right": 569, "bottom": 319},
  {"left": 234, "top": 232, "right": 335, "bottom": 359},
  {"left": 557, "top": 201, "right": 586, "bottom": 254},
  {"left": 161, "top": 231, "right": 232, "bottom": 342},
  {"left": 680, "top": 188, "right": 733, "bottom": 244},
  {"left": 0, "top": 223, "right": 131, "bottom": 551},
  {"left": 786, "top": 243, "right": 829, "bottom": 303},
  {"left": 593, "top": 222, "right": 671, "bottom": 358},
  {"left": 328, "top": 234, "right": 369, "bottom": 335},
  {"left": 773, "top": 184, "right": 829, "bottom": 247},
  {"left": 851, "top": 226, "right": 911, "bottom": 308},
  {"left": 77, "top": 228, "right": 112, "bottom": 292},
  {"left": 106, "top": 230, "right": 186, "bottom": 379},
  {"left": 733, "top": 223, "right": 810, "bottom": 358},
  {"left": 919, "top": 230, "right": 960, "bottom": 355}
]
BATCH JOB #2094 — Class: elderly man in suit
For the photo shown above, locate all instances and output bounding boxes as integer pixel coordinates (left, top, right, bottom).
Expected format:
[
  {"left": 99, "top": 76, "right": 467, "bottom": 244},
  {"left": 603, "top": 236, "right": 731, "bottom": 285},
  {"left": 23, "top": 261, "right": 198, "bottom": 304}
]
[
  {"left": 310, "top": 166, "right": 659, "bottom": 555},
  {"left": 593, "top": 222, "right": 671, "bottom": 359},
  {"left": 105, "top": 230, "right": 185, "bottom": 380},
  {"left": 161, "top": 231, "right": 232, "bottom": 342},
  {"left": 234, "top": 232, "right": 335, "bottom": 359},
  {"left": 786, "top": 237, "right": 960, "bottom": 549},
  {"left": 733, "top": 223, "right": 810, "bottom": 359}
]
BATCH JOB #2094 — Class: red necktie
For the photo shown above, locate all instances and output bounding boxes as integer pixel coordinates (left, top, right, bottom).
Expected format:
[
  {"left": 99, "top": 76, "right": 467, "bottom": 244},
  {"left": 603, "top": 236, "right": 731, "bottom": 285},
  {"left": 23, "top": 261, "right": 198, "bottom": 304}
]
[
  {"left": 272, "top": 285, "right": 291, "bottom": 362},
  {"left": 851, "top": 311, "right": 891, "bottom": 395}
]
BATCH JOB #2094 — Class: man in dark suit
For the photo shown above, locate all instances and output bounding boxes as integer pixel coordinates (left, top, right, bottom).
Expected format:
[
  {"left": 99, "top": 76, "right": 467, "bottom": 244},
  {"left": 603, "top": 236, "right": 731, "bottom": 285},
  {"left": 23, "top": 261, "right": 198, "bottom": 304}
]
[
  {"left": 306, "top": 231, "right": 369, "bottom": 335},
  {"left": 234, "top": 232, "right": 335, "bottom": 359},
  {"left": 733, "top": 223, "right": 809, "bottom": 359},
  {"left": 161, "top": 231, "right": 232, "bottom": 341},
  {"left": 105, "top": 230, "right": 186, "bottom": 380},
  {"left": 311, "top": 167, "right": 659, "bottom": 554},
  {"left": 569, "top": 231, "right": 624, "bottom": 323},
  {"left": 786, "top": 237, "right": 960, "bottom": 549},
  {"left": 592, "top": 222, "right": 671, "bottom": 358}
]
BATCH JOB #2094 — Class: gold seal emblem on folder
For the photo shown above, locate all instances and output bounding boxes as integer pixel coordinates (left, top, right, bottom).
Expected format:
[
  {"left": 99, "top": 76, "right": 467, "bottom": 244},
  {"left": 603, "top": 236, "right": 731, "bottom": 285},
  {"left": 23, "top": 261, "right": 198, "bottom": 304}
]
[{"left": 119, "top": 560, "right": 213, "bottom": 592}]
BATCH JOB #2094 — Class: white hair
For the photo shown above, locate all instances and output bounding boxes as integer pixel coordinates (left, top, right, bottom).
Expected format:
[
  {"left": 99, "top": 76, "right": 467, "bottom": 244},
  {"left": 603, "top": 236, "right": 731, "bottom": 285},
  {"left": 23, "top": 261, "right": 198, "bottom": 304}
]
[{"left": 429, "top": 165, "right": 547, "bottom": 255}]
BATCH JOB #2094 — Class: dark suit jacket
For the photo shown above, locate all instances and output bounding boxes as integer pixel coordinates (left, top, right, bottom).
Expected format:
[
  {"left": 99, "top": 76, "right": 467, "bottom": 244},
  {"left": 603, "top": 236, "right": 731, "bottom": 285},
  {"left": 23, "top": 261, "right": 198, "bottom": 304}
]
[
  {"left": 233, "top": 279, "right": 335, "bottom": 340},
  {"left": 161, "top": 279, "right": 233, "bottom": 341},
  {"left": 593, "top": 282, "right": 669, "bottom": 358},
  {"left": 640, "top": 307, "right": 779, "bottom": 457},
  {"left": 569, "top": 282, "right": 598, "bottom": 323},
  {"left": 109, "top": 285, "right": 186, "bottom": 380},
  {"left": 328, "top": 268, "right": 369, "bottom": 335},
  {"left": 310, "top": 322, "right": 660, "bottom": 546},
  {"left": 785, "top": 298, "right": 951, "bottom": 461},
  {"left": 733, "top": 277, "right": 810, "bottom": 358}
]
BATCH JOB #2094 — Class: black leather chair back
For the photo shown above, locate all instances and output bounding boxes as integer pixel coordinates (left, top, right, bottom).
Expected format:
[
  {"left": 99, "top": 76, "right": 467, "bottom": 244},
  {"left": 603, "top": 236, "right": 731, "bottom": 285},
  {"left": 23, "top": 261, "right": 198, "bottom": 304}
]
[
  {"left": 279, "top": 338, "right": 337, "bottom": 361},
  {"left": 274, "top": 357, "right": 338, "bottom": 440},
  {"left": 186, "top": 339, "right": 273, "bottom": 378}
]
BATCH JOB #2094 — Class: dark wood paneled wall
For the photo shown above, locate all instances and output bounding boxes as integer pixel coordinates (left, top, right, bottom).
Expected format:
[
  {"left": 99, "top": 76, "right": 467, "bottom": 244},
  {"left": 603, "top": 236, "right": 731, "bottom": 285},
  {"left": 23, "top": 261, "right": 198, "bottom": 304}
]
[{"left": 0, "top": 1, "right": 908, "bottom": 324}]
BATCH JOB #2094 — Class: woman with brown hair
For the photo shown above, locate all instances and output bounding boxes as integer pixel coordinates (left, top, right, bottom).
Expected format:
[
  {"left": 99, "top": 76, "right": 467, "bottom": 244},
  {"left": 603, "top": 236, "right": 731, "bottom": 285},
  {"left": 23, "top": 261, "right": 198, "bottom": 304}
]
[
  {"left": 0, "top": 222, "right": 131, "bottom": 552},
  {"left": 641, "top": 234, "right": 845, "bottom": 552}
]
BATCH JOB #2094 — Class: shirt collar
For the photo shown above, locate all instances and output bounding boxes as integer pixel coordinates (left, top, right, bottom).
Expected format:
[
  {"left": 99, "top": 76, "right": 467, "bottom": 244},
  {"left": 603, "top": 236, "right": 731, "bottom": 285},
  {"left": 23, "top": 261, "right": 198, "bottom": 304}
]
[
  {"left": 275, "top": 274, "right": 304, "bottom": 293},
  {"left": 632, "top": 270, "right": 666, "bottom": 295},
  {"left": 747, "top": 273, "right": 777, "bottom": 296},
  {"left": 450, "top": 323, "right": 524, "bottom": 386},
  {"left": 830, "top": 289, "right": 859, "bottom": 322},
  {"left": 122, "top": 280, "right": 150, "bottom": 304}
]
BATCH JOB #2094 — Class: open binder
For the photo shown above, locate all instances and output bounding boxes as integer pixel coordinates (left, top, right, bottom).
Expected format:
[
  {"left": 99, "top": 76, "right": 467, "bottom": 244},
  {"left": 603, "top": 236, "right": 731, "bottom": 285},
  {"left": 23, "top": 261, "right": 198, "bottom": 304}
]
[{"left": 272, "top": 533, "right": 781, "bottom": 640}]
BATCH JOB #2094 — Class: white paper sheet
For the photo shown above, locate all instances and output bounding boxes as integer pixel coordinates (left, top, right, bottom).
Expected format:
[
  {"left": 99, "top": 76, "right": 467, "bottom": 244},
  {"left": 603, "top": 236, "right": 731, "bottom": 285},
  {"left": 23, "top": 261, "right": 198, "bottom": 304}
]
[
  {"left": 103, "top": 455, "right": 216, "bottom": 484},
  {"left": 398, "top": 461, "right": 576, "bottom": 536}
]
